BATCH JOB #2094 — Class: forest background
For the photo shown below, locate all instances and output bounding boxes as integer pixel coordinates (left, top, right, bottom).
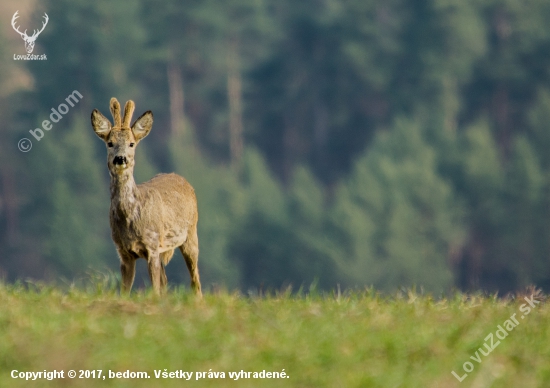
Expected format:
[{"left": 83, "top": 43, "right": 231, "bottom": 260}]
[{"left": 2, "top": 0, "right": 550, "bottom": 294}]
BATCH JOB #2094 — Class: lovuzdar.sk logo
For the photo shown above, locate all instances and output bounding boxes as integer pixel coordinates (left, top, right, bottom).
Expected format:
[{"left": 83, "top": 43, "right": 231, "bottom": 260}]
[{"left": 11, "top": 10, "right": 48, "bottom": 61}]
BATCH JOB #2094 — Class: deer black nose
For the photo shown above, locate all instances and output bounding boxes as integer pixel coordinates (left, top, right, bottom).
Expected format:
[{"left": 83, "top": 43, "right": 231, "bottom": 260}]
[{"left": 113, "top": 156, "right": 127, "bottom": 165}]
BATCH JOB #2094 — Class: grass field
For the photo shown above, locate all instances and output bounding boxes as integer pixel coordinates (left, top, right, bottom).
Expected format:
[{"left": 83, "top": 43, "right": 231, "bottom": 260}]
[{"left": 1, "top": 279, "right": 549, "bottom": 387}]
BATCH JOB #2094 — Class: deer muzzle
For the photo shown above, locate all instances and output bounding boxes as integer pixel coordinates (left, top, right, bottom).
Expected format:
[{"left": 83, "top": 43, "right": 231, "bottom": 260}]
[{"left": 113, "top": 156, "right": 127, "bottom": 166}]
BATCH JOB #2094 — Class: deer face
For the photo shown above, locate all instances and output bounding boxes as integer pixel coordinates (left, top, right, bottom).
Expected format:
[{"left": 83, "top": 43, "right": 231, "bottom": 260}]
[
  {"left": 24, "top": 38, "right": 36, "bottom": 54},
  {"left": 105, "top": 128, "right": 138, "bottom": 174},
  {"left": 91, "top": 98, "right": 153, "bottom": 176}
]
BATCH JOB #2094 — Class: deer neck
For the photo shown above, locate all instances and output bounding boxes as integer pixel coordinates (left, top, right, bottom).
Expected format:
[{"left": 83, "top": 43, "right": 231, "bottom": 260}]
[{"left": 110, "top": 169, "right": 140, "bottom": 218}]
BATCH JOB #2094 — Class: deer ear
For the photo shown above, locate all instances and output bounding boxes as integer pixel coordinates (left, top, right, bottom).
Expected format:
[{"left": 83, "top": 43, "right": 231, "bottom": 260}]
[
  {"left": 131, "top": 111, "right": 153, "bottom": 141},
  {"left": 91, "top": 109, "right": 112, "bottom": 141}
]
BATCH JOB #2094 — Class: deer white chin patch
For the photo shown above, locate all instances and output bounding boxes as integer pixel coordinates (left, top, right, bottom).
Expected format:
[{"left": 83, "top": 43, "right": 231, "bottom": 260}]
[{"left": 113, "top": 163, "right": 128, "bottom": 172}]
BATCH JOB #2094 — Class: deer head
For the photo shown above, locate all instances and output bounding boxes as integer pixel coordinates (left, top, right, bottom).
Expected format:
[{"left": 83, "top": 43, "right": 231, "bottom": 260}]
[
  {"left": 91, "top": 98, "right": 153, "bottom": 177},
  {"left": 11, "top": 11, "right": 49, "bottom": 54}
]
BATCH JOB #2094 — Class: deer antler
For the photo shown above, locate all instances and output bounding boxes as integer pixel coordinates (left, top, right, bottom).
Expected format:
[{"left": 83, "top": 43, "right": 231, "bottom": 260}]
[
  {"left": 11, "top": 11, "right": 29, "bottom": 39},
  {"left": 122, "top": 101, "right": 135, "bottom": 128},
  {"left": 110, "top": 98, "right": 122, "bottom": 127},
  {"left": 30, "top": 13, "right": 48, "bottom": 39}
]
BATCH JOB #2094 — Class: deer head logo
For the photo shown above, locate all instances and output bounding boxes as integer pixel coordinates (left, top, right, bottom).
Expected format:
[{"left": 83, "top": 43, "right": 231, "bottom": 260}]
[{"left": 11, "top": 11, "right": 49, "bottom": 54}]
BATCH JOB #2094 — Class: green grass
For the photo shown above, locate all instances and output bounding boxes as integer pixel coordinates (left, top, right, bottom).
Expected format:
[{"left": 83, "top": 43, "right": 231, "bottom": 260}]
[{"left": 1, "top": 280, "right": 549, "bottom": 387}]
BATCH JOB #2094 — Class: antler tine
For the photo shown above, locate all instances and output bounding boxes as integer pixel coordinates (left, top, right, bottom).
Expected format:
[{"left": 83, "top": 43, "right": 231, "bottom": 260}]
[
  {"left": 11, "top": 11, "right": 28, "bottom": 38},
  {"left": 110, "top": 98, "right": 122, "bottom": 127},
  {"left": 123, "top": 101, "right": 135, "bottom": 128},
  {"left": 31, "top": 13, "right": 48, "bottom": 39}
]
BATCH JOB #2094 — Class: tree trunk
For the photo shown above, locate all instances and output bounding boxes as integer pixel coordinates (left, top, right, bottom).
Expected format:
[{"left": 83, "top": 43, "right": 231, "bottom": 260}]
[
  {"left": 313, "top": 99, "right": 328, "bottom": 173},
  {"left": 227, "top": 36, "right": 244, "bottom": 165},
  {"left": 167, "top": 62, "right": 185, "bottom": 135},
  {"left": 492, "top": 84, "right": 510, "bottom": 158},
  {"left": 1, "top": 169, "right": 18, "bottom": 245}
]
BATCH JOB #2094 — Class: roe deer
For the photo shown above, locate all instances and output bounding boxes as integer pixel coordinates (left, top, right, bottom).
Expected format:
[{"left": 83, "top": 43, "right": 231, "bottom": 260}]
[{"left": 91, "top": 98, "right": 201, "bottom": 296}]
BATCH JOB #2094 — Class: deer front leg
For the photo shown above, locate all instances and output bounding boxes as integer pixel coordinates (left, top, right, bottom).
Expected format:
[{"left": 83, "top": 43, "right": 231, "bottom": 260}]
[
  {"left": 147, "top": 251, "right": 162, "bottom": 295},
  {"left": 159, "top": 250, "right": 174, "bottom": 291},
  {"left": 160, "top": 263, "right": 168, "bottom": 290},
  {"left": 119, "top": 252, "right": 136, "bottom": 294}
]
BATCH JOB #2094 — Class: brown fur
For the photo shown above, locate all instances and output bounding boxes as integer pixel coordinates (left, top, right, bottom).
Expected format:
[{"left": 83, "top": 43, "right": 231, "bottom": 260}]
[{"left": 91, "top": 98, "right": 201, "bottom": 296}]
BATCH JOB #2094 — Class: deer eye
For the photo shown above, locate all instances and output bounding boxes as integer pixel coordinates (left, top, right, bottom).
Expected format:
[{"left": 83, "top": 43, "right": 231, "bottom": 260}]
[
  {"left": 107, "top": 142, "right": 114, "bottom": 147},
  {"left": 129, "top": 143, "right": 135, "bottom": 147}
]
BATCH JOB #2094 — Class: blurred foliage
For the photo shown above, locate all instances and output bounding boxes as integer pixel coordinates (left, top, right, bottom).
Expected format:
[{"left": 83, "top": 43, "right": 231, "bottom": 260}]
[{"left": 2, "top": 0, "right": 550, "bottom": 293}]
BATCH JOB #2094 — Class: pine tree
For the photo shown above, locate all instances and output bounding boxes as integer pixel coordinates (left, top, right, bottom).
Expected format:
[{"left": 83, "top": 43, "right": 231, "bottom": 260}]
[
  {"left": 19, "top": 117, "right": 111, "bottom": 280},
  {"left": 331, "top": 118, "right": 465, "bottom": 292},
  {"left": 503, "top": 136, "right": 544, "bottom": 288}
]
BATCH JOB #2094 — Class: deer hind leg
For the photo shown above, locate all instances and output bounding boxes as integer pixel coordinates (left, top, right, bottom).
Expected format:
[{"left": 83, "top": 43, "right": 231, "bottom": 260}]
[
  {"left": 179, "top": 228, "right": 202, "bottom": 297},
  {"left": 159, "top": 250, "right": 174, "bottom": 291}
]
